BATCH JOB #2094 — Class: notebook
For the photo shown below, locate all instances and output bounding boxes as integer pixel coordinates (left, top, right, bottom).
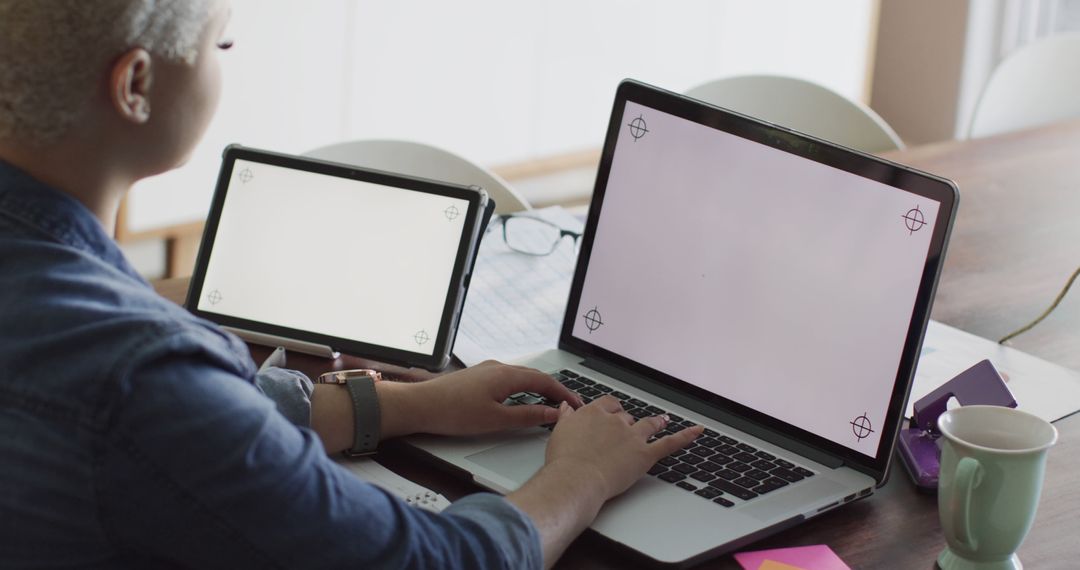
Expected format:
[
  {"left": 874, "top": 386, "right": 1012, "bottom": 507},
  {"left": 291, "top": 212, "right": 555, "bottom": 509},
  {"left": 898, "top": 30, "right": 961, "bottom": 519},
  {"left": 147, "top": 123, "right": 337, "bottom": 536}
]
[{"left": 406, "top": 79, "right": 957, "bottom": 566}]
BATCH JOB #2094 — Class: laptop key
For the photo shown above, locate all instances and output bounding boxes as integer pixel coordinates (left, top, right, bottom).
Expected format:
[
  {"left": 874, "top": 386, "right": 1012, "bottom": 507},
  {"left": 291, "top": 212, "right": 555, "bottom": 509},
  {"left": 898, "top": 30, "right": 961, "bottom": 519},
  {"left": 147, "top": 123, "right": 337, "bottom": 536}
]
[
  {"left": 644, "top": 405, "right": 664, "bottom": 415},
  {"left": 708, "top": 479, "right": 758, "bottom": 501},
  {"left": 733, "top": 476, "right": 761, "bottom": 489},
  {"left": 774, "top": 458, "right": 795, "bottom": 469},
  {"left": 594, "top": 384, "right": 612, "bottom": 394},
  {"left": 711, "top": 455, "right": 734, "bottom": 465},
  {"left": 689, "top": 446, "right": 716, "bottom": 458},
  {"left": 690, "top": 471, "right": 717, "bottom": 483},
  {"left": 718, "top": 435, "right": 738, "bottom": 445},
  {"left": 610, "top": 391, "right": 630, "bottom": 400},
  {"left": 577, "top": 376, "right": 596, "bottom": 386},
  {"left": 698, "top": 461, "right": 722, "bottom": 472},
  {"left": 627, "top": 398, "right": 647, "bottom": 408},
  {"left": 647, "top": 464, "right": 667, "bottom": 476},
  {"left": 668, "top": 413, "right": 684, "bottom": 423},
  {"left": 658, "top": 471, "right": 687, "bottom": 483},
  {"left": 751, "top": 459, "right": 776, "bottom": 471},
  {"left": 628, "top": 408, "right": 650, "bottom": 419},
  {"left": 703, "top": 428, "right": 719, "bottom": 437},
  {"left": 559, "top": 369, "right": 579, "bottom": 378},
  {"left": 673, "top": 463, "right": 698, "bottom": 475},
  {"left": 733, "top": 452, "right": 758, "bottom": 463},
  {"left": 696, "top": 437, "right": 721, "bottom": 448},
  {"left": 745, "top": 469, "right": 770, "bottom": 481},
  {"left": 737, "top": 443, "right": 758, "bottom": 453},
  {"left": 770, "top": 467, "right": 806, "bottom": 483},
  {"left": 695, "top": 487, "right": 721, "bottom": 499},
  {"left": 793, "top": 466, "right": 816, "bottom": 478},
  {"left": 754, "top": 479, "right": 788, "bottom": 495},
  {"left": 676, "top": 481, "right": 698, "bottom": 492},
  {"left": 728, "top": 462, "right": 752, "bottom": 473},
  {"left": 713, "top": 497, "right": 735, "bottom": 507},
  {"left": 578, "top": 386, "right": 601, "bottom": 398},
  {"left": 755, "top": 451, "right": 776, "bottom": 461},
  {"left": 668, "top": 423, "right": 687, "bottom": 433},
  {"left": 715, "top": 469, "right": 741, "bottom": 481},
  {"left": 671, "top": 449, "right": 687, "bottom": 457},
  {"left": 716, "top": 444, "right": 740, "bottom": 456},
  {"left": 562, "top": 380, "right": 584, "bottom": 391},
  {"left": 682, "top": 454, "right": 705, "bottom": 465},
  {"left": 764, "top": 476, "right": 789, "bottom": 488},
  {"left": 658, "top": 456, "right": 679, "bottom": 467}
]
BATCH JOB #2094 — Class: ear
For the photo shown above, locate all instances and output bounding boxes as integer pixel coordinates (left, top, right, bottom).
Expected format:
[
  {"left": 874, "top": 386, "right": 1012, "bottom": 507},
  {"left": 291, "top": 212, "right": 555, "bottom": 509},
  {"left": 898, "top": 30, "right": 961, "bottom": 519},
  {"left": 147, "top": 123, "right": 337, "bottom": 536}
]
[{"left": 109, "top": 48, "right": 153, "bottom": 124}]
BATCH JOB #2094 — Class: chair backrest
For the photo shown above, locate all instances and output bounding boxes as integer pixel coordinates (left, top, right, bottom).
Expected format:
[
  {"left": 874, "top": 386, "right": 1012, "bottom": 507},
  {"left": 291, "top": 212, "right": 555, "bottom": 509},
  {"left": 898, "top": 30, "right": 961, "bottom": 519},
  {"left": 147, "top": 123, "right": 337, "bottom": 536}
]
[
  {"left": 684, "top": 75, "right": 904, "bottom": 153},
  {"left": 304, "top": 139, "right": 531, "bottom": 214},
  {"left": 967, "top": 33, "right": 1080, "bottom": 139}
]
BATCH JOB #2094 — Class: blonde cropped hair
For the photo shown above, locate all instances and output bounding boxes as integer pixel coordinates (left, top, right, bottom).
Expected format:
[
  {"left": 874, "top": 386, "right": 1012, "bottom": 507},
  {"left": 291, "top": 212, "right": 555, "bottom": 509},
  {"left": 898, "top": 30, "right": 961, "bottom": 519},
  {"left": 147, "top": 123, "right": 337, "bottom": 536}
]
[{"left": 0, "top": 0, "right": 220, "bottom": 144}]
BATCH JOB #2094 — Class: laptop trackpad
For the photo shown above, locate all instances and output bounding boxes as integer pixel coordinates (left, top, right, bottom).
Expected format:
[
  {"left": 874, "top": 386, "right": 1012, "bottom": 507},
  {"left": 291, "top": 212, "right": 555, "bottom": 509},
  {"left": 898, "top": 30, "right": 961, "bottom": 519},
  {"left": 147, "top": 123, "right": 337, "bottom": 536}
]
[{"left": 466, "top": 438, "right": 548, "bottom": 487}]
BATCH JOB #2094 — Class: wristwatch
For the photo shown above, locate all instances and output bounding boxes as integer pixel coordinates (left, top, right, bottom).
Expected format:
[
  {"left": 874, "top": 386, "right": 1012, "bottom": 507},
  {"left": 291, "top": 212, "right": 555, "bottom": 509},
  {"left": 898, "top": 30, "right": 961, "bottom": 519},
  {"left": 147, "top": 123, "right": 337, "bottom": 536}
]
[{"left": 316, "top": 369, "right": 384, "bottom": 456}]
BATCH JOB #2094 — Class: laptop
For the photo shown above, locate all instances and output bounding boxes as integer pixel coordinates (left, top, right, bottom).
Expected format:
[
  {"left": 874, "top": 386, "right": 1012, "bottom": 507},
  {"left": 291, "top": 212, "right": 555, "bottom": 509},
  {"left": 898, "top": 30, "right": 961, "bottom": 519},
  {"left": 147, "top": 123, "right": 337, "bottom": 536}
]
[{"left": 407, "top": 79, "right": 957, "bottom": 566}]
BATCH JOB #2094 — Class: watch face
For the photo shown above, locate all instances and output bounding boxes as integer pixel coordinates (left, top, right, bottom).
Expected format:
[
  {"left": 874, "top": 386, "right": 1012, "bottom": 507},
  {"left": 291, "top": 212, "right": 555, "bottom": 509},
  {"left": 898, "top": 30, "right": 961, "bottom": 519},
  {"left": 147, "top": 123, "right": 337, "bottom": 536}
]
[{"left": 320, "top": 369, "right": 381, "bottom": 384}]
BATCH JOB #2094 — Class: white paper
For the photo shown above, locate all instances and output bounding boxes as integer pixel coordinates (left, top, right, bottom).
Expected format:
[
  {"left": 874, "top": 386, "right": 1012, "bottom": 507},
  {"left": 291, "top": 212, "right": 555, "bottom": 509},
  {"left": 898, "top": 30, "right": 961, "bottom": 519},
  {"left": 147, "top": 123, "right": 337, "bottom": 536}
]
[
  {"left": 910, "top": 320, "right": 1080, "bottom": 423},
  {"left": 453, "top": 207, "right": 583, "bottom": 367}
]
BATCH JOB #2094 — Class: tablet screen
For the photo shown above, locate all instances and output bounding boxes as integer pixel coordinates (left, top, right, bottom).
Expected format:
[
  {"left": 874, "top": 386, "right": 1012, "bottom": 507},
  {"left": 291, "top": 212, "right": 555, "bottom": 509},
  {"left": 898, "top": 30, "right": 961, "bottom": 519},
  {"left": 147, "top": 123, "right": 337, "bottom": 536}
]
[{"left": 195, "top": 156, "right": 472, "bottom": 357}]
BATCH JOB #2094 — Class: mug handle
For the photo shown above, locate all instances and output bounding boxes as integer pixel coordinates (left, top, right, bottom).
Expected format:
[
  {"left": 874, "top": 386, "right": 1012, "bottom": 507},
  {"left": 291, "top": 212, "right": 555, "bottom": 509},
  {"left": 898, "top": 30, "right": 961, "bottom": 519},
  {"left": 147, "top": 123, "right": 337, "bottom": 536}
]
[{"left": 953, "top": 457, "right": 983, "bottom": 551}]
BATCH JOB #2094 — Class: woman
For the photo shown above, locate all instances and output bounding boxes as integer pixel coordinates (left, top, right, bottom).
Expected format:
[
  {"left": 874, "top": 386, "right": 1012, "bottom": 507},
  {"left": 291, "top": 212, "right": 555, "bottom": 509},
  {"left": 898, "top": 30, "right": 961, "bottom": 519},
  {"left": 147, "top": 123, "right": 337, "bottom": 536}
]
[{"left": 0, "top": 1, "right": 702, "bottom": 568}]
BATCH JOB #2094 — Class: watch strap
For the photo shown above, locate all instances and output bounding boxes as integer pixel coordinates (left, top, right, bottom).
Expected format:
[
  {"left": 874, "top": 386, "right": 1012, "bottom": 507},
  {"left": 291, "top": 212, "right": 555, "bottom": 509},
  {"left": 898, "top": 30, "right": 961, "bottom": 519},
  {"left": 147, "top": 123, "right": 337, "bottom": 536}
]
[{"left": 344, "top": 375, "right": 381, "bottom": 456}]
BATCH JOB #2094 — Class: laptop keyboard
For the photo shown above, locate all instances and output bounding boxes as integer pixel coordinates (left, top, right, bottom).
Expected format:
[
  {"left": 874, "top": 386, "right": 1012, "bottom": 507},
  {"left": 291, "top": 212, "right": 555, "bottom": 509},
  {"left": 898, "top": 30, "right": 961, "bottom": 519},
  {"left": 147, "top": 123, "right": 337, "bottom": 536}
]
[{"left": 505, "top": 369, "right": 816, "bottom": 508}]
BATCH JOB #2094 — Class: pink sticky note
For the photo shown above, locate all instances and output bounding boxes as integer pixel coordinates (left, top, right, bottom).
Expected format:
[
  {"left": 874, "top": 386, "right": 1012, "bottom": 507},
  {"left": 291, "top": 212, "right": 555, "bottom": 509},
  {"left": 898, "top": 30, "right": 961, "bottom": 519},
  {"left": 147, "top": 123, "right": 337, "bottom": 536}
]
[{"left": 733, "top": 544, "right": 850, "bottom": 570}]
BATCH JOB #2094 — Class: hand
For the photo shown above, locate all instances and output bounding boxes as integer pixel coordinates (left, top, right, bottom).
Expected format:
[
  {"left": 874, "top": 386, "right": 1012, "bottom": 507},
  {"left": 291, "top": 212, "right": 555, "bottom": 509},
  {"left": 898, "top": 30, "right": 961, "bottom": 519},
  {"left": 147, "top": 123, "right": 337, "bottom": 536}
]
[
  {"left": 378, "top": 360, "right": 584, "bottom": 439},
  {"left": 545, "top": 395, "right": 703, "bottom": 500},
  {"left": 506, "top": 395, "right": 703, "bottom": 565}
]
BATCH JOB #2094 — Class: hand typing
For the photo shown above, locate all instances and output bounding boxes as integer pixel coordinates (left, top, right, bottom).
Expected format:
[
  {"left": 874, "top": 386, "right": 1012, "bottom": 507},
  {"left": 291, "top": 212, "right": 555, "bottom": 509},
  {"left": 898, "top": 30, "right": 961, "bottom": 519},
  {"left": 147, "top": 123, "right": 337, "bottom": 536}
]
[{"left": 377, "top": 360, "right": 583, "bottom": 438}]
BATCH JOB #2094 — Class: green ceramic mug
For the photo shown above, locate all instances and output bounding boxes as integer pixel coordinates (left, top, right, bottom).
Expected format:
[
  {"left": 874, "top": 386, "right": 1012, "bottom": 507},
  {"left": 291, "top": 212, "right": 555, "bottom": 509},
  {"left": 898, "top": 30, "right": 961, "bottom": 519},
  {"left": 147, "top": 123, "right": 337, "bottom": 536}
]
[{"left": 937, "top": 405, "right": 1058, "bottom": 570}]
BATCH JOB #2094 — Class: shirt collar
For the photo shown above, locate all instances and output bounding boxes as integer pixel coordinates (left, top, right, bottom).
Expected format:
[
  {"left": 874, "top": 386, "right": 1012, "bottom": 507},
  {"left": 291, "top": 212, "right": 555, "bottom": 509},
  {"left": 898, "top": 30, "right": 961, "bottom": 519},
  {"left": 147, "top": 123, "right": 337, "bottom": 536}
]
[{"left": 0, "top": 159, "right": 145, "bottom": 283}]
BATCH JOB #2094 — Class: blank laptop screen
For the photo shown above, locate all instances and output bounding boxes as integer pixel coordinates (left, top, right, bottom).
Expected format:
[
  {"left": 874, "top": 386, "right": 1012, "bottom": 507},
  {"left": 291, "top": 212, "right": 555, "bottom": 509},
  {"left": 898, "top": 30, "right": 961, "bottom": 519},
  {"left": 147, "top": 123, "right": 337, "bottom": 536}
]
[{"left": 571, "top": 101, "right": 940, "bottom": 457}]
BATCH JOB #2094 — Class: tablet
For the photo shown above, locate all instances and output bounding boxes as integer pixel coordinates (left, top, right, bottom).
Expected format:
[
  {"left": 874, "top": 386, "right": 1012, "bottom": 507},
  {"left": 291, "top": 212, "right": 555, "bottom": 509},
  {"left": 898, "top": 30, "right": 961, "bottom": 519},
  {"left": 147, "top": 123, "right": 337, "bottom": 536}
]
[{"left": 186, "top": 145, "right": 491, "bottom": 370}]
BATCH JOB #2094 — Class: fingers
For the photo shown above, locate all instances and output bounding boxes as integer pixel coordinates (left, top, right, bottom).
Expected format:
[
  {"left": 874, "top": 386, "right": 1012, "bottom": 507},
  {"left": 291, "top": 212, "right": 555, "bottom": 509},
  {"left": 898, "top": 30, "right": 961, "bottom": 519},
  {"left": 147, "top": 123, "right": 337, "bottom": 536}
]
[
  {"left": 593, "top": 395, "right": 623, "bottom": 413},
  {"left": 649, "top": 425, "right": 704, "bottom": 460},
  {"left": 631, "top": 414, "right": 669, "bottom": 436},
  {"left": 497, "top": 366, "right": 584, "bottom": 408},
  {"left": 500, "top": 403, "right": 561, "bottom": 429}
]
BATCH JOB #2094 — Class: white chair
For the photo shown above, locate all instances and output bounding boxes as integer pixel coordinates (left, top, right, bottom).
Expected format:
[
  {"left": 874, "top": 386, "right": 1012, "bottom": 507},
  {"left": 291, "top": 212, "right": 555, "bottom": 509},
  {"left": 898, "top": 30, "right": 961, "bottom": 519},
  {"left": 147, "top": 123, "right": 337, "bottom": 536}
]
[
  {"left": 967, "top": 33, "right": 1080, "bottom": 139},
  {"left": 305, "top": 139, "right": 531, "bottom": 214},
  {"left": 684, "top": 75, "right": 904, "bottom": 153}
]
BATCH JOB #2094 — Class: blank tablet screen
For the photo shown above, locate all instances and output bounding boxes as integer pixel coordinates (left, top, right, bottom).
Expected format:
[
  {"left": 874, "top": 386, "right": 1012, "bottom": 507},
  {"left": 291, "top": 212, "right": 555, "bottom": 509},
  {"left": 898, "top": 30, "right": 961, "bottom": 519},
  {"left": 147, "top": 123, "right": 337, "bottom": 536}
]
[{"left": 195, "top": 157, "right": 472, "bottom": 356}]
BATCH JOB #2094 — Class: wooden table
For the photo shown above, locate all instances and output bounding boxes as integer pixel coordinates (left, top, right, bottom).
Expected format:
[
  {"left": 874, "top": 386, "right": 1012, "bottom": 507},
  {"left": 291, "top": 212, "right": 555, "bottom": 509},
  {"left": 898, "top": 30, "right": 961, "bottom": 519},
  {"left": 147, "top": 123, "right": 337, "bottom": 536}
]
[{"left": 153, "top": 120, "right": 1080, "bottom": 568}]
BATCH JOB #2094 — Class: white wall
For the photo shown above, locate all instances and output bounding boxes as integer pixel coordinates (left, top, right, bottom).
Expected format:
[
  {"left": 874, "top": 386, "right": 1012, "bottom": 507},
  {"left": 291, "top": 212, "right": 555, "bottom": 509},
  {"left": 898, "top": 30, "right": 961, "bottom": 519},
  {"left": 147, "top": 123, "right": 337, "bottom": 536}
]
[{"left": 127, "top": 0, "right": 875, "bottom": 234}]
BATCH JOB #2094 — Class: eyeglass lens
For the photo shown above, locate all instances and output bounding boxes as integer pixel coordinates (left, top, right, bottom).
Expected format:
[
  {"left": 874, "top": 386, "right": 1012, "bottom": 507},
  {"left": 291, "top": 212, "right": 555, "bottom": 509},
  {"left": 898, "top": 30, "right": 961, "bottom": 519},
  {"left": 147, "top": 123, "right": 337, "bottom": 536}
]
[{"left": 503, "top": 216, "right": 565, "bottom": 255}]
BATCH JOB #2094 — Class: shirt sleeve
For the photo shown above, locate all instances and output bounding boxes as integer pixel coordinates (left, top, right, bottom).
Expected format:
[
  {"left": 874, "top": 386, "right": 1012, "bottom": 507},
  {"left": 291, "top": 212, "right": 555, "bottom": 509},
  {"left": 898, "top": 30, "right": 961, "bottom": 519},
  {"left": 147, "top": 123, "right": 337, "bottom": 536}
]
[
  {"left": 253, "top": 366, "right": 313, "bottom": 428},
  {"left": 96, "top": 331, "right": 542, "bottom": 570}
]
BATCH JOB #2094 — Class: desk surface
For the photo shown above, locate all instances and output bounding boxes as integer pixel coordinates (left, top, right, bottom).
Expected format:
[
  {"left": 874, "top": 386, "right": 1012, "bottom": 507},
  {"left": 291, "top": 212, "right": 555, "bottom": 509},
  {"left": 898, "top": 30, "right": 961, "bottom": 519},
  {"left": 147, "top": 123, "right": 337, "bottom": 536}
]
[{"left": 152, "top": 120, "right": 1080, "bottom": 568}]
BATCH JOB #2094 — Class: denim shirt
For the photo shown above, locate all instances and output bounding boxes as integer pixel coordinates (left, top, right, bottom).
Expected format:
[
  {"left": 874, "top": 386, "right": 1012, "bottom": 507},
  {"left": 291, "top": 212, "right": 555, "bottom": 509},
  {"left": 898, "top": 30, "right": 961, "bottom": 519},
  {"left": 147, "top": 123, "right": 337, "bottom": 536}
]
[{"left": 0, "top": 161, "right": 541, "bottom": 569}]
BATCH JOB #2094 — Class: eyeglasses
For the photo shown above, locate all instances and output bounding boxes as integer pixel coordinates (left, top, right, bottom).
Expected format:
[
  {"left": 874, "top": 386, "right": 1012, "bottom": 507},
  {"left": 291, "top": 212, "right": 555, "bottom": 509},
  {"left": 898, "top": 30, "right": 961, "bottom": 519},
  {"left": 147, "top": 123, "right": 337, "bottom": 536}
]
[{"left": 492, "top": 214, "right": 582, "bottom": 256}]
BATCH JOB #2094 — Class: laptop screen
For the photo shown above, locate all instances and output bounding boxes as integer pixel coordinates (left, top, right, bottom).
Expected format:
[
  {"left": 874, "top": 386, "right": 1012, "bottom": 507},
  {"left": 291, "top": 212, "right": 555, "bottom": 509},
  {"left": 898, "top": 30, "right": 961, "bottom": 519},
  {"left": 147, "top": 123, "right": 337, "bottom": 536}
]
[{"left": 567, "top": 92, "right": 949, "bottom": 461}]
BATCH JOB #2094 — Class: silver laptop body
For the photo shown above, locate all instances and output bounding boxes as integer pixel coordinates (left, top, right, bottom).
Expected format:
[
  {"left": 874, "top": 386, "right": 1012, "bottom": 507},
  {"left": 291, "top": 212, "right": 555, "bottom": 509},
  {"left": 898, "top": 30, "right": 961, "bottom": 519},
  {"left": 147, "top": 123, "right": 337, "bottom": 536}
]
[{"left": 407, "top": 79, "right": 957, "bottom": 566}]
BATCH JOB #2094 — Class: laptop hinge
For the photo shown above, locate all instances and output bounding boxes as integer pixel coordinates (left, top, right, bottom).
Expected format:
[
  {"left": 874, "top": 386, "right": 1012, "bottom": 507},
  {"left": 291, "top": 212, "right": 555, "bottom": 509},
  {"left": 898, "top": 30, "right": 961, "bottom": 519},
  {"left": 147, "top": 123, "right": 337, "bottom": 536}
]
[{"left": 581, "top": 357, "right": 844, "bottom": 470}]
